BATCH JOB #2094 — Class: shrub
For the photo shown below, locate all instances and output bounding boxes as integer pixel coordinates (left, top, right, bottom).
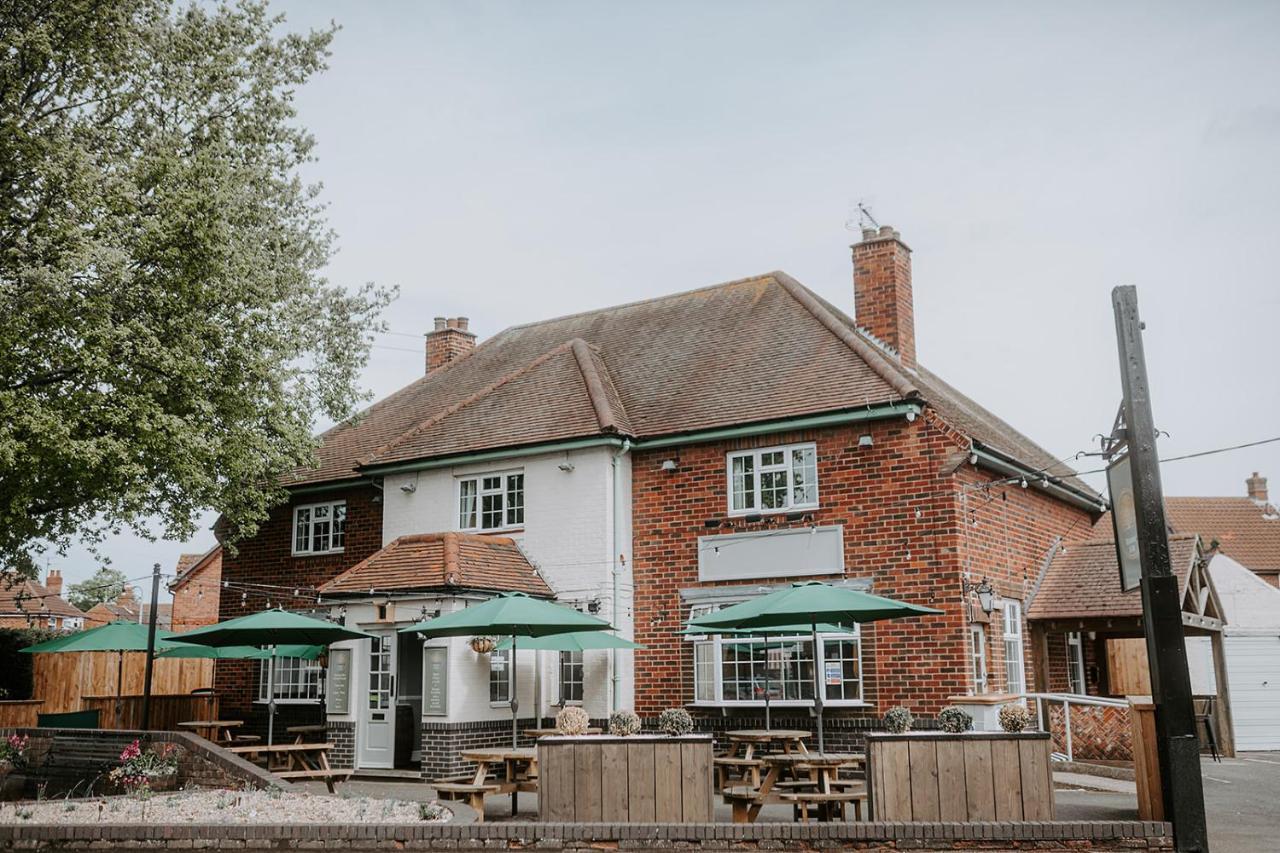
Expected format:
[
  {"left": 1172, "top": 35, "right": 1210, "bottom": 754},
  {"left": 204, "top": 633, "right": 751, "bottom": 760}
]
[
  {"left": 0, "top": 734, "right": 29, "bottom": 769},
  {"left": 608, "top": 710, "right": 641, "bottom": 736},
  {"left": 937, "top": 705, "right": 974, "bottom": 734},
  {"left": 657, "top": 708, "right": 694, "bottom": 736},
  {"left": 107, "top": 740, "right": 178, "bottom": 794},
  {"left": 998, "top": 703, "right": 1032, "bottom": 733},
  {"left": 882, "top": 706, "right": 914, "bottom": 734},
  {"left": 555, "top": 705, "right": 591, "bottom": 735}
]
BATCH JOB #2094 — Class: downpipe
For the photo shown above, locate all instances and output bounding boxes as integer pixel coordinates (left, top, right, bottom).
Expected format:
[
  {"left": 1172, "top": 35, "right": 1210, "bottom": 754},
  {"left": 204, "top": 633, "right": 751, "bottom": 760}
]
[{"left": 610, "top": 439, "right": 632, "bottom": 713}]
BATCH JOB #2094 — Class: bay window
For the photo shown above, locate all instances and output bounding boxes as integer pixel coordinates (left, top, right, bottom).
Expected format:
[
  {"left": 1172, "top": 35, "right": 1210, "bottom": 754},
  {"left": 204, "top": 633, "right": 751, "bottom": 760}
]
[
  {"left": 459, "top": 472, "right": 524, "bottom": 531},
  {"left": 292, "top": 501, "right": 346, "bottom": 555},
  {"left": 727, "top": 443, "right": 818, "bottom": 514},
  {"left": 257, "top": 656, "right": 322, "bottom": 703}
]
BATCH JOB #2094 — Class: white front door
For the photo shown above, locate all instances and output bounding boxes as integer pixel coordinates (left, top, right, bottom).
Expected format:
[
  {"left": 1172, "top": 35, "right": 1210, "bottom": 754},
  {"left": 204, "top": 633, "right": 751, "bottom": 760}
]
[{"left": 358, "top": 633, "right": 397, "bottom": 768}]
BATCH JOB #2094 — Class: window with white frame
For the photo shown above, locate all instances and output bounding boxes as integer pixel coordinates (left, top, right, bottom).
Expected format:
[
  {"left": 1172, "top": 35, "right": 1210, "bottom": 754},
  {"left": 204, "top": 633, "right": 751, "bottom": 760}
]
[
  {"left": 1003, "top": 601, "right": 1026, "bottom": 695},
  {"left": 489, "top": 648, "right": 511, "bottom": 703},
  {"left": 559, "top": 650, "right": 583, "bottom": 703},
  {"left": 292, "top": 501, "right": 346, "bottom": 555},
  {"left": 1066, "top": 631, "right": 1086, "bottom": 694},
  {"left": 970, "top": 624, "right": 987, "bottom": 691},
  {"left": 257, "top": 656, "right": 323, "bottom": 703},
  {"left": 727, "top": 444, "right": 818, "bottom": 514},
  {"left": 458, "top": 472, "right": 524, "bottom": 531},
  {"left": 688, "top": 607, "right": 863, "bottom": 705}
]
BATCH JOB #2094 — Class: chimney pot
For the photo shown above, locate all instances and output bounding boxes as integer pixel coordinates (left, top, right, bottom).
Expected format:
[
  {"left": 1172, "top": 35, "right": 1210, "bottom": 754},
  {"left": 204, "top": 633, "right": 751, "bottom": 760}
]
[
  {"left": 433, "top": 317, "right": 447, "bottom": 331},
  {"left": 861, "top": 227, "right": 877, "bottom": 241},
  {"left": 1247, "top": 471, "right": 1268, "bottom": 503},
  {"left": 852, "top": 224, "right": 916, "bottom": 369}
]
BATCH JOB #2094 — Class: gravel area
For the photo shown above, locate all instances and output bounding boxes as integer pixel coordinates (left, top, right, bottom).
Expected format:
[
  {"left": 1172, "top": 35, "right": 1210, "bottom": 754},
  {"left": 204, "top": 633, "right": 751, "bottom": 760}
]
[{"left": 0, "top": 788, "right": 451, "bottom": 824}]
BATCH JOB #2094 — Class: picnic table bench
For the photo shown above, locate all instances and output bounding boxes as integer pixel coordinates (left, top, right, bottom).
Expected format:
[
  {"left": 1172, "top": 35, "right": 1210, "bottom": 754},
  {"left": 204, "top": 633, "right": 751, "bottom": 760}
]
[
  {"left": 714, "top": 729, "right": 809, "bottom": 791},
  {"left": 228, "top": 742, "right": 351, "bottom": 793},
  {"left": 723, "top": 752, "right": 864, "bottom": 823},
  {"left": 432, "top": 748, "right": 537, "bottom": 823},
  {"left": 177, "top": 720, "right": 258, "bottom": 744}
]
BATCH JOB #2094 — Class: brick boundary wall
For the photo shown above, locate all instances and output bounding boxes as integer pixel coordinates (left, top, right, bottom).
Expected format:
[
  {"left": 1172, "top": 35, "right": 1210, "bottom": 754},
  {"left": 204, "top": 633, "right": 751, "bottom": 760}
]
[
  {"left": 0, "top": 820, "right": 1173, "bottom": 850},
  {"left": 0, "top": 728, "right": 279, "bottom": 793}
]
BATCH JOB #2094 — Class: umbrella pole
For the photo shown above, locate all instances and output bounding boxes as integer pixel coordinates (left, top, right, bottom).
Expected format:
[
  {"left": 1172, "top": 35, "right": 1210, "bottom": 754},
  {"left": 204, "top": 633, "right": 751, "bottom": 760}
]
[
  {"left": 116, "top": 651, "right": 124, "bottom": 729},
  {"left": 509, "top": 636, "right": 519, "bottom": 750},
  {"left": 267, "top": 647, "right": 277, "bottom": 746},
  {"left": 762, "top": 632, "right": 771, "bottom": 731},
  {"left": 534, "top": 649, "right": 542, "bottom": 730},
  {"left": 811, "top": 620, "right": 824, "bottom": 753}
]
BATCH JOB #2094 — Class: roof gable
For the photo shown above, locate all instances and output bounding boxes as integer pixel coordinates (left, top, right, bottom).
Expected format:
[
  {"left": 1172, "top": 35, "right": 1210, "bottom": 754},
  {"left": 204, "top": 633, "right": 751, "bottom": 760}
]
[{"left": 0, "top": 576, "right": 86, "bottom": 620}]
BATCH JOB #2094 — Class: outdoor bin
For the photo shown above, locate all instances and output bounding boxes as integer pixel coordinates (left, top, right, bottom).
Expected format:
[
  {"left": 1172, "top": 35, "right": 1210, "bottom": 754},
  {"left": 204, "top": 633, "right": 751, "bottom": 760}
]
[{"left": 538, "top": 734, "right": 713, "bottom": 822}]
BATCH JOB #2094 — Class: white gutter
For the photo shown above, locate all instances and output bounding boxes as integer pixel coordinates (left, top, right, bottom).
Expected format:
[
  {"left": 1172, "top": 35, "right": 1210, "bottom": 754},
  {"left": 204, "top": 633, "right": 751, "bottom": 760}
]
[{"left": 610, "top": 438, "right": 632, "bottom": 713}]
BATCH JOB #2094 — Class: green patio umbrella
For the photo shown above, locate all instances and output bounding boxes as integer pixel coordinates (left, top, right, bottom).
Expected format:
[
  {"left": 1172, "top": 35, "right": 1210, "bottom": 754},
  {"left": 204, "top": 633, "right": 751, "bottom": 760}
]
[
  {"left": 178, "top": 609, "right": 375, "bottom": 744},
  {"left": 157, "top": 643, "right": 324, "bottom": 660},
  {"left": 494, "top": 632, "right": 643, "bottom": 729},
  {"left": 689, "top": 582, "right": 941, "bottom": 751},
  {"left": 678, "top": 622, "right": 850, "bottom": 730},
  {"left": 400, "top": 592, "right": 612, "bottom": 747},
  {"left": 21, "top": 621, "right": 184, "bottom": 727}
]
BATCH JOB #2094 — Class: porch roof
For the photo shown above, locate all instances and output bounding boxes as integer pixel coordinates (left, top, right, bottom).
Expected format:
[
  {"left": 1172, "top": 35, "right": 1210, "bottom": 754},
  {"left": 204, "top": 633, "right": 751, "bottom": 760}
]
[{"left": 318, "top": 533, "right": 554, "bottom": 598}]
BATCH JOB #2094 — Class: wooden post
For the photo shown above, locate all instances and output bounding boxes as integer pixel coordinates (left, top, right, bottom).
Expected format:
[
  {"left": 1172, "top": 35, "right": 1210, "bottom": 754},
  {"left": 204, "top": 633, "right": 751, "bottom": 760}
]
[
  {"left": 1029, "top": 623, "right": 1051, "bottom": 693},
  {"left": 1209, "top": 631, "right": 1236, "bottom": 758}
]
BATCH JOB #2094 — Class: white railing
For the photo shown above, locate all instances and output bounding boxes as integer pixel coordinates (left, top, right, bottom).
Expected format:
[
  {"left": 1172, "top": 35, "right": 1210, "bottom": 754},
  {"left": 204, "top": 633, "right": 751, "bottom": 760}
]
[{"left": 1023, "top": 692, "right": 1129, "bottom": 763}]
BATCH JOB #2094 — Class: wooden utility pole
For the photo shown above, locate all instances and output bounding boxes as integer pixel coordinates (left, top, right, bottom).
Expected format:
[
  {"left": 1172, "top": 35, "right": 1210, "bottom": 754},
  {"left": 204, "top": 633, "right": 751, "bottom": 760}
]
[{"left": 1111, "top": 286, "right": 1208, "bottom": 852}]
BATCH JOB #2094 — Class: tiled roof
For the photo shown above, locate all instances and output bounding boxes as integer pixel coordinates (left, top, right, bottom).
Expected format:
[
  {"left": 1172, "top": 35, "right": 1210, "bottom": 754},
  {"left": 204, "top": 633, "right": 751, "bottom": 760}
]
[
  {"left": 1027, "top": 533, "right": 1200, "bottom": 620},
  {"left": 290, "top": 272, "right": 1094, "bottom": 501},
  {"left": 319, "top": 533, "right": 553, "bottom": 598},
  {"left": 1093, "top": 498, "right": 1280, "bottom": 576},
  {"left": 0, "top": 576, "right": 85, "bottom": 620},
  {"left": 171, "top": 545, "right": 222, "bottom": 591}
]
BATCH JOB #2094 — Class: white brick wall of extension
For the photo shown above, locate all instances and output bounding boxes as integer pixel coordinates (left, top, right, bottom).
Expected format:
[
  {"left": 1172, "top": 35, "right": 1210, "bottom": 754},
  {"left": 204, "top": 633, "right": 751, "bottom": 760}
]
[{"left": 380, "top": 445, "right": 635, "bottom": 721}]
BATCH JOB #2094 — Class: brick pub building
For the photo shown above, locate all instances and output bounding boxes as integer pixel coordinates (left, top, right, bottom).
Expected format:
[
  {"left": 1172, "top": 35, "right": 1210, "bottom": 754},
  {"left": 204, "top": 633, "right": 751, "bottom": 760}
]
[{"left": 212, "top": 225, "right": 1106, "bottom": 772}]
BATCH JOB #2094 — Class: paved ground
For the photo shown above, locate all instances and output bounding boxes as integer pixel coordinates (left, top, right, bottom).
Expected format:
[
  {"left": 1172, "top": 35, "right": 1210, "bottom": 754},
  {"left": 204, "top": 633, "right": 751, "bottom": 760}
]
[{"left": 298, "top": 752, "right": 1280, "bottom": 849}]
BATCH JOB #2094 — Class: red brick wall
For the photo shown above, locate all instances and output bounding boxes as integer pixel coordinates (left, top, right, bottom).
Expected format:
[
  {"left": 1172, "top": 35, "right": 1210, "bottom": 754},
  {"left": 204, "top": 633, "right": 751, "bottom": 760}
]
[
  {"left": 214, "top": 484, "right": 382, "bottom": 719},
  {"left": 171, "top": 551, "right": 223, "bottom": 632},
  {"left": 630, "top": 413, "right": 1099, "bottom": 718},
  {"left": 631, "top": 415, "right": 967, "bottom": 717}
]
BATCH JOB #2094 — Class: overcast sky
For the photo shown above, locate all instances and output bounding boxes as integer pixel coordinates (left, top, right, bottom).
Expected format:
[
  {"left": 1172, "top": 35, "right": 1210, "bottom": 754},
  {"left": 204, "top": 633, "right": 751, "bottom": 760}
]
[{"left": 56, "top": 1, "right": 1280, "bottom": 593}]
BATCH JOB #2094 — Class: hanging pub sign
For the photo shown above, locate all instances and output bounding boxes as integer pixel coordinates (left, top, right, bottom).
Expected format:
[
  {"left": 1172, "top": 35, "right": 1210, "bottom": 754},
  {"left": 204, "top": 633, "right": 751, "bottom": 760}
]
[{"left": 1107, "top": 453, "right": 1142, "bottom": 592}]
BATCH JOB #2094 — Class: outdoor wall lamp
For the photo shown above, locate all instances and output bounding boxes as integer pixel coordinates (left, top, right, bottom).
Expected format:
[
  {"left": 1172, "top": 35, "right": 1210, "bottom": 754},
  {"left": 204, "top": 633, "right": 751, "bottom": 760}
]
[
  {"left": 400, "top": 481, "right": 417, "bottom": 494},
  {"left": 964, "top": 577, "right": 996, "bottom": 615},
  {"left": 858, "top": 435, "right": 874, "bottom": 447},
  {"left": 661, "top": 459, "right": 677, "bottom": 472}
]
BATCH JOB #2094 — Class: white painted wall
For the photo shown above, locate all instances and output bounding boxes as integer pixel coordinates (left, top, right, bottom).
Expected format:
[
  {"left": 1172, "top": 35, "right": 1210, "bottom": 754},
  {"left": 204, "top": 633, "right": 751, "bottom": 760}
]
[{"left": 379, "top": 444, "right": 634, "bottom": 722}]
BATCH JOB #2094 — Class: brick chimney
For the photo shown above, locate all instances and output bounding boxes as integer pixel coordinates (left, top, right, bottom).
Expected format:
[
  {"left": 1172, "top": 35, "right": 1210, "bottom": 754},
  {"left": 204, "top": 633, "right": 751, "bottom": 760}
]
[
  {"left": 1247, "top": 471, "right": 1268, "bottom": 504},
  {"left": 45, "top": 569, "right": 62, "bottom": 598},
  {"left": 852, "top": 224, "right": 915, "bottom": 369},
  {"left": 425, "top": 317, "right": 476, "bottom": 374}
]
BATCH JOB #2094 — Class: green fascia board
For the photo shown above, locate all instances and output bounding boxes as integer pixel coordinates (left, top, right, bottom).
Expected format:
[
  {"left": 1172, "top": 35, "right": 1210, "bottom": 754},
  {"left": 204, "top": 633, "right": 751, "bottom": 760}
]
[
  {"left": 287, "top": 477, "right": 371, "bottom": 496},
  {"left": 357, "top": 436, "right": 628, "bottom": 478},
  {"left": 971, "top": 446, "right": 1108, "bottom": 514},
  {"left": 633, "top": 403, "right": 922, "bottom": 450}
]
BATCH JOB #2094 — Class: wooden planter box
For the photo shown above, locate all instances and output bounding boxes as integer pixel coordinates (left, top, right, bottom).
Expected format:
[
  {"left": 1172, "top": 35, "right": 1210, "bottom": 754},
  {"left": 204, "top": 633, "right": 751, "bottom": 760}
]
[
  {"left": 538, "top": 734, "right": 713, "bottom": 822},
  {"left": 866, "top": 731, "right": 1054, "bottom": 822}
]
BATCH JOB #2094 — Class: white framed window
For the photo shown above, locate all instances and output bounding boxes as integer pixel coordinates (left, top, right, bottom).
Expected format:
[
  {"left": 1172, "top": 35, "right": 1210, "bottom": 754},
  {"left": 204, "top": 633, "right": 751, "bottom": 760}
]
[
  {"left": 458, "top": 472, "right": 525, "bottom": 531},
  {"left": 1002, "top": 600, "right": 1026, "bottom": 695},
  {"left": 292, "top": 500, "right": 346, "bottom": 555},
  {"left": 489, "top": 648, "right": 512, "bottom": 704},
  {"left": 1066, "top": 631, "right": 1086, "bottom": 694},
  {"left": 970, "top": 625, "right": 987, "bottom": 691},
  {"left": 257, "top": 656, "right": 323, "bottom": 703},
  {"left": 559, "top": 650, "right": 583, "bottom": 704},
  {"left": 727, "top": 443, "right": 819, "bottom": 514},
  {"left": 688, "top": 609, "right": 863, "bottom": 706}
]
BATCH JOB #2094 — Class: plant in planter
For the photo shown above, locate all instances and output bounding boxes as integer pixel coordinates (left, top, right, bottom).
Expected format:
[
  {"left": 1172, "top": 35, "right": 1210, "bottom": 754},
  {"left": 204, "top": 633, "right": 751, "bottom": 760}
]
[
  {"left": 555, "top": 705, "right": 591, "bottom": 735},
  {"left": 0, "top": 734, "right": 29, "bottom": 801},
  {"left": 937, "top": 705, "right": 974, "bottom": 734},
  {"left": 998, "top": 702, "right": 1032, "bottom": 733},
  {"left": 657, "top": 708, "right": 694, "bottom": 737},
  {"left": 882, "top": 706, "right": 914, "bottom": 734},
  {"left": 108, "top": 740, "right": 179, "bottom": 795},
  {"left": 468, "top": 636, "right": 497, "bottom": 654},
  {"left": 608, "top": 710, "right": 642, "bottom": 736}
]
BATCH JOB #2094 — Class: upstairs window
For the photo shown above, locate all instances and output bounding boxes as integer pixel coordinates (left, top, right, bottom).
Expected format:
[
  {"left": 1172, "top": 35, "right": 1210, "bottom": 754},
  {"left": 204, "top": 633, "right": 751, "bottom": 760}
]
[
  {"left": 292, "top": 501, "right": 346, "bottom": 555},
  {"left": 727, "top": 444, "right": 818, "bottom": 514},
  {"left": 459, "top": 472, "right": 525, "bottom": 531}
]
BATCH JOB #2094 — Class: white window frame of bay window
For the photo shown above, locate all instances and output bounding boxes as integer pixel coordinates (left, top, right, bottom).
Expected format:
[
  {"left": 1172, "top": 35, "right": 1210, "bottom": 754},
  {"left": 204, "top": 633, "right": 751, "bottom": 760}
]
[
  {"left": 685, "top": 610, "right": 866, "bottom": 708},
  {"left": 726, "top": 442, "right": 819, "bottom": 516},
  {"left": 457, "top": 470, "right": 525, "bottom": 533},
  {"left": 291, "top": 500, "right": 346, "bottom": 556}
]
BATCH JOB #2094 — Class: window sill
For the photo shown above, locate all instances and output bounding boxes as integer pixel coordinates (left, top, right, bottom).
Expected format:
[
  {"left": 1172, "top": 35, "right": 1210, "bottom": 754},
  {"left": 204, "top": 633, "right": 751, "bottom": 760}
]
[
  {"left": 725, "top": 507, "right": 819, "bottom": 520},
  {"left": 291, "top": 549, "right": 345, "bottom": 558},
  {"left": 459, "top": 528, "right": 524, "bottom": 536}
]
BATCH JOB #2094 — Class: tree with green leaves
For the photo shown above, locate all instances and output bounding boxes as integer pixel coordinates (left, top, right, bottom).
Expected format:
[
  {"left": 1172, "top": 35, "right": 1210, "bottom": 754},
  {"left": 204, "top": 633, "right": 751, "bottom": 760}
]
[
  {"left": 66, "top": 567, "right": 131, "bottom": 613},
  {"left": 0, "top": 1, "right": 393, "bottom": 575}
]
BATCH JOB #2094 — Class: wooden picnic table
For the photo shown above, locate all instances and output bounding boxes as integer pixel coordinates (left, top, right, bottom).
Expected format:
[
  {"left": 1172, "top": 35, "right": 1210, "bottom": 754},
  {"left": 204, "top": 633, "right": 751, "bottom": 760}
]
[
  {"left": 715, "top": 729, "right": 810, "bottom": 789},
  {"left": 522, "top": 727, "right": 602, "bottom": 738},
  {"left": 286, "top": 724, "right": 328, "bottom": 743},
  {"left": 723, "top": 752, "right": 865, "bottom": 824},
  {"left": 177, "top": 720, "right": 244, "bottom": 743},
  {"left": 442, "top": 747, "right": 537, "bottom": 821},
  {"left": 228, "top": 742, "right": 350, "bottom": 793}
]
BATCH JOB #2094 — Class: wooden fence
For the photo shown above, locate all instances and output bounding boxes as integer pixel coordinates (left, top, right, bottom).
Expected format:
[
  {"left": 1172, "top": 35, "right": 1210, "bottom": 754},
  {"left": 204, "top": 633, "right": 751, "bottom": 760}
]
[
  {"left": 0, "top": 700, "right": 43, "bottom": 729},
  {"left": 538, "top": 735, "right": 714, "bottom": 822},
  {"left": 867, "top": 732, "right": 1054, "bottom": 822},
  {"left": 80, "top": 694, "right": 218, "bottom": 732},
  {"left": 31, "top": 651, "right": 212, "bottom": 716}
]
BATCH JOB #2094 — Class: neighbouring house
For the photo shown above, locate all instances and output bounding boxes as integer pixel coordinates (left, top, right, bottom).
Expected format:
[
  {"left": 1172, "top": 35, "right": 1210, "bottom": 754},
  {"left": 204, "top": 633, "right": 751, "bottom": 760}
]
[
  {"left": 0, "top": 570, "right": 86, "bottom": 631},
  {"left": 1163, "top": 473, "right": 1280, "bottom": 586},
  {"left": 84, "top": 588, "right": 172, "bottom": 630},
  {"left": 215, "top": 225, "right": 1107, "bottom": 774},
  {"left": 169, "top": 546, "right": 223, "bottom": 632}
]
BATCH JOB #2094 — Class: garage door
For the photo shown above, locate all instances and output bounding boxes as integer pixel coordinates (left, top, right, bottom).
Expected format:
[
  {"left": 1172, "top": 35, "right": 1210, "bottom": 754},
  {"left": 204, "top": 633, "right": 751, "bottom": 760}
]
[{"left": 1225, "top": 635, "right": 1280, "bottom": 751}]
